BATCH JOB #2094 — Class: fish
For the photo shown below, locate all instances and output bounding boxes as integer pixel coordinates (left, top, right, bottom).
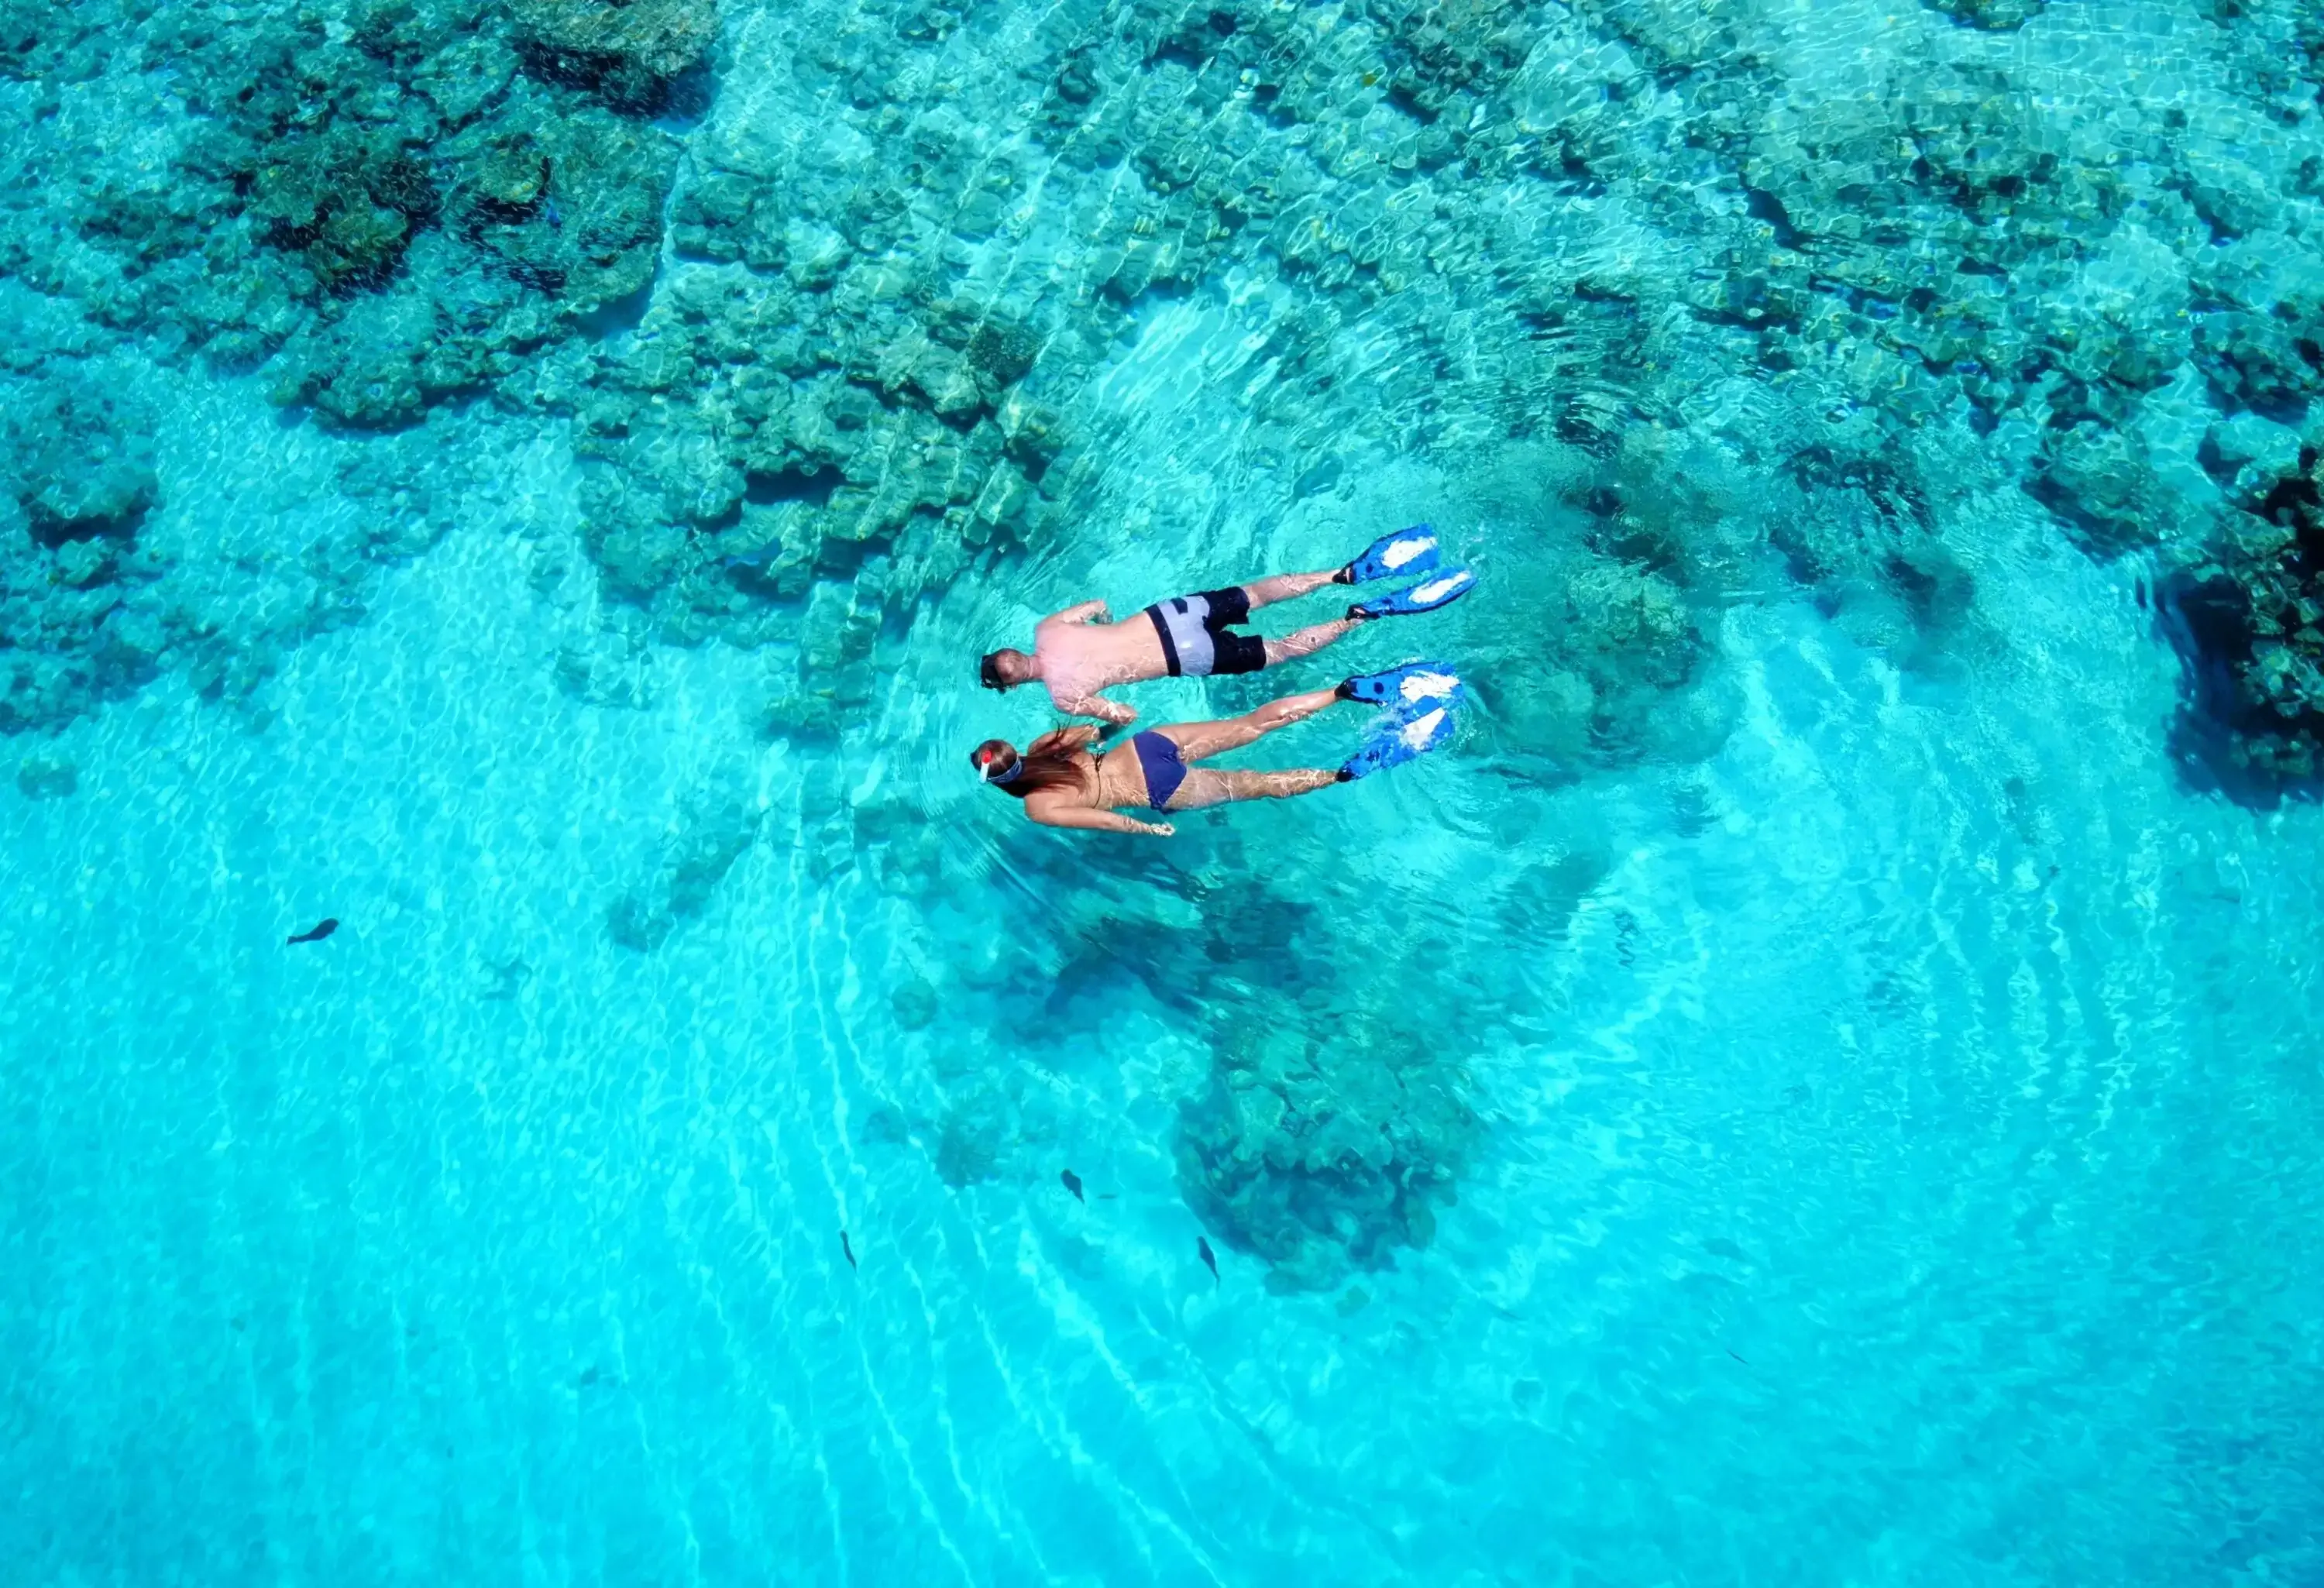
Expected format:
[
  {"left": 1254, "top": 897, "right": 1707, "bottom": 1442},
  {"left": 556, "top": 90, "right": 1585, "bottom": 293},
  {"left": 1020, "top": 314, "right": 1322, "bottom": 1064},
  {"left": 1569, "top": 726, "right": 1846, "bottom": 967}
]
[
  {"left": 840, "top": 1230, "right": 857, "bottom": 1271},
  {"left": 1198, "top": 1236, "right": 1219, "bottom": 1285},
  {"left": 1061, "top": 1168, "right": 1084, "bottom": 1202},
  {"left": 1725, "top": 1348, "right": 1749, "bottom": 1365},
  {"left": 287, "top": 918, "right": 339, "bottom": 945}
]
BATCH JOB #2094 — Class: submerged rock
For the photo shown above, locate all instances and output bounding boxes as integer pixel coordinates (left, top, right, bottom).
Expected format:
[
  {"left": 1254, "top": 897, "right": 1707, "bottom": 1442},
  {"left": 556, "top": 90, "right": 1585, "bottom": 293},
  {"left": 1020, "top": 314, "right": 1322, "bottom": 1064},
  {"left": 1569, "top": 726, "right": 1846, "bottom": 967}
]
[
  {"left": 7, "top": 0, "right": 691, "bottom": 428},
  {"left": 0, "top": 368, "right": 157, "bottom": 548},
  {"left": 0, "top": 362, "right": 167, "bottom": 731},
  {"left": 1921, "top": 0, "right": 2047, "bottom": 29},
  {"left": 935, "top": 1088, "right": 1009, "bottom": 1187},
  {"left": 2161, "top": 449, "right": 2324, "bottom": 793},
  {"left": 607, "top": 772, "right": 762, "bottom": 950},
  {"left": 508, "top": 0, "right": 719, "bottom": 113},
  {"left": 15, "top": 751, "right": 78, "bottom": 800},
  {"left": 1176, "top": 1012, "right": 1475, "bottom": 1294}
]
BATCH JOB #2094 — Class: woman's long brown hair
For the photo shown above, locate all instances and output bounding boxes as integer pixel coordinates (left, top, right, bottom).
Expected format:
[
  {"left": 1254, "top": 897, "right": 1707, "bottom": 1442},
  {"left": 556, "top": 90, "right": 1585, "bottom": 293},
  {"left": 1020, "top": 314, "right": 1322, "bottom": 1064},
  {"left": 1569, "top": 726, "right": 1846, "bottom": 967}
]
[{"left": 993, "top": 727, "right": 1094, "bottom": 801}]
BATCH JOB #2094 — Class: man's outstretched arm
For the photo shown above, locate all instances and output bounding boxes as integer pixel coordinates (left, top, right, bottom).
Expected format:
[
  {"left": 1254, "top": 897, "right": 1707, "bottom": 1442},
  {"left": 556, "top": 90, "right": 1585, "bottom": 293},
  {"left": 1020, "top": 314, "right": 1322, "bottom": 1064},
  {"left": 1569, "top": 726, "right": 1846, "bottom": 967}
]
[
  {"left": 1043, "top": 599, "right": 1111, "bottom": 625},
  {"left": 1057, "top": 690, "right": 1137, "bottom": 726}
]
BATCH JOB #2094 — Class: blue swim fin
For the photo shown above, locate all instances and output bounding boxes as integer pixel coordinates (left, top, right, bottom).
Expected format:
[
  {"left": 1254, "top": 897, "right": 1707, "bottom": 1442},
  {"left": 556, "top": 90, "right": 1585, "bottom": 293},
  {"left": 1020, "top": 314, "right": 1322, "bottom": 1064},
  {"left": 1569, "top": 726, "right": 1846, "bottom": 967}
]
[
  {"left": 1337, "top": 701, "right": 1458, "bottom": 782},
  {"left": 1340, "top": 524, "right": 1440, "bottom": 585},
  {"left": 1348, "top": 566, "right": 1476, "bottom": 620},
  {"left": 1336, "top": 660, "right": 1463, "bottom": 709}
]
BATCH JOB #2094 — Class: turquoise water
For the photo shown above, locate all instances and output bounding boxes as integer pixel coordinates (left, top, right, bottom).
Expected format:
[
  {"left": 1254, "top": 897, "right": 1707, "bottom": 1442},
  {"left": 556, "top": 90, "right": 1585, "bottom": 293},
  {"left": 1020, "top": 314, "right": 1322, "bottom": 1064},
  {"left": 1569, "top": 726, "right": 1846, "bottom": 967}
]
[{"left": 7, "top": 0, "right": 2324, "bottom": 1583}]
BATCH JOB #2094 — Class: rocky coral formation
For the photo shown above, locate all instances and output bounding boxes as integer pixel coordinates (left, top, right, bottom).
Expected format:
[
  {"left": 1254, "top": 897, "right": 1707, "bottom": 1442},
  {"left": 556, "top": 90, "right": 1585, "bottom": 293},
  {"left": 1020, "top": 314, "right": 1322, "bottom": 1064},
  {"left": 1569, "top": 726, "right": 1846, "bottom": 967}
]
[
  {"left": 0, "top": 0, "right": 718, "bottom": 732},
  {"left": 508, "top": 0, "right": 717, "bottom": 112},
  {"left": 2161, "top": 443, "right": 2324, "bottom": 788},
  {"left": 266, "top": 90, "right": 679, "bottom": 428},
  {"left": 1177, "top": 1008, "right": 1475, "bottom": 1294},
  {"left": 0, "top": 316, "right": 497, "bottom": 734},
  {"left": 1922, "top": 0, "right": 2047, "bottom": 29},
  {"left": 1461, "top": 536, "right": 1722, "bottom": 774},
  {"left": 0, "top": 363, "right": 164, "bottom": 730},
  {"left": 14, "top": 749, "right": 77, "bottom": 799},
  {"left": 9, "top": 0, "right": 2310, "bottom": 732},
  {"left": 2194, "top": 265, "right": 2324, "bottom": 423},
  {"left": 7, "top": 0, "right": 2324, "bottom": 1273},
  {"left": 607, "top": 770, "right": 763, "bottom": 950},
  {"left": 569, "top": 267, "right": 1070, "bottom": 647},
  {"left": 1, "top": 366, "right": 156, "bottom": 548},
  {"left": 2, "top": 0, "right": 703, "bottom": 417}
]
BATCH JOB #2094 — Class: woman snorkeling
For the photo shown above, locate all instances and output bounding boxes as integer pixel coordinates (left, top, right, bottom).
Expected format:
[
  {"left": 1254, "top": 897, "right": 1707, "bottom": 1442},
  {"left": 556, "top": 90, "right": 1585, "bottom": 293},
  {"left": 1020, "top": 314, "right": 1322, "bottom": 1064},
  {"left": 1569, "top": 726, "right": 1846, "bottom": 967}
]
[{"left": 969, "top": 665, "right": 1462, "bottom": 837}]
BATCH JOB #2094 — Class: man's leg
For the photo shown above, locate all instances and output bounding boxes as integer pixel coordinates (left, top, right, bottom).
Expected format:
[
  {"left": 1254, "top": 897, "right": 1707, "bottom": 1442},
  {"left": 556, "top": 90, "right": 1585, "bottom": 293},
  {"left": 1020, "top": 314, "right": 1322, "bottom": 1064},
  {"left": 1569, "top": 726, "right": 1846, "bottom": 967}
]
[
  {"left": 1239, "top": 569, "right": 1342, "bottom": 610},
  {"left": 1262, "top": 617, "right": 1358, "bottom": 669},
  {"left": 1153, "top": 688, "right": 1339, "bottom": 761},
  {"left": 1164, "top": 767, "right": 1340, "bottom": 809}
]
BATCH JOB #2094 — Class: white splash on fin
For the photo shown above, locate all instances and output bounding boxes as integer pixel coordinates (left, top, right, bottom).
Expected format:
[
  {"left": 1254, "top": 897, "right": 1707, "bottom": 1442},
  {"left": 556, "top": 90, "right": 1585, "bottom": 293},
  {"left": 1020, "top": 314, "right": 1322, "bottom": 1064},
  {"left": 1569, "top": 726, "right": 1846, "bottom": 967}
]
[
  {"left": 1384, "top": 532, "right": 1435, "bottom": 569},
  {"left": 1400, "top": 706, "right": 1448, "bottom": 751},
  {"left": 1399, "top": 669, "right": 1459, "bottom": 704},
  {"left": 1408, "top": 570, "right": 1472, "bottom": 606}
]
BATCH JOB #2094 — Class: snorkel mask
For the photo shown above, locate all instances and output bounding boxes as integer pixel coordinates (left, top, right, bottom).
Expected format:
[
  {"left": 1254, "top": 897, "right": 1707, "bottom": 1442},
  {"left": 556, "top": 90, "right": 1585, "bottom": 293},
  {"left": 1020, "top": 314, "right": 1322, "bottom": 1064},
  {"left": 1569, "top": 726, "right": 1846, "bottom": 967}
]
[{"left": 973, "top": 744, "right": 1024, "bottom": 785}]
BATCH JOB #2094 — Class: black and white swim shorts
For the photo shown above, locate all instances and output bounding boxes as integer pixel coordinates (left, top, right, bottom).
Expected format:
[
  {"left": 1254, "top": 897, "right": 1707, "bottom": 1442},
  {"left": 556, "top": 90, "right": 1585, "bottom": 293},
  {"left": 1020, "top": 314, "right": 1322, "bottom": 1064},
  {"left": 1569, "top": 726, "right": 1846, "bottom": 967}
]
[{"left": 1144, "top": 587, "right": 1267, "bottom": 678}]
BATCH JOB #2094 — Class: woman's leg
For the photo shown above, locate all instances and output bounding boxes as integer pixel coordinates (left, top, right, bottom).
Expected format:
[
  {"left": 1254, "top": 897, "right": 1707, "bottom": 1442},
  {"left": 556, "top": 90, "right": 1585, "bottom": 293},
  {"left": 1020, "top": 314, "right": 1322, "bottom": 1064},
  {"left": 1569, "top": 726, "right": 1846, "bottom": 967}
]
[
  {"left": 1164, "top": 767, "right": 1340, "bottom": 810},
  {"left": 1262, "top": 617, "right": 1358, "bottom": 668},
  {"left": 1238, "top": 569, "right": 1341, "bottom": 610},
  {"left": 1153, "top": 688, "right": 1339, "bottom": 761}
]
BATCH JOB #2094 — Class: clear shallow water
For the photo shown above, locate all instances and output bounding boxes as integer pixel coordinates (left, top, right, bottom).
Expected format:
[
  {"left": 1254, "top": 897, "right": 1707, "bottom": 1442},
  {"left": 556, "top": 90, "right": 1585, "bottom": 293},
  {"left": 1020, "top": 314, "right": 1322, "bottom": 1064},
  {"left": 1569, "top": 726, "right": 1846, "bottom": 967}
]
[{"left": 8, "top": 1, "right": 2324, "bottom": 1584}]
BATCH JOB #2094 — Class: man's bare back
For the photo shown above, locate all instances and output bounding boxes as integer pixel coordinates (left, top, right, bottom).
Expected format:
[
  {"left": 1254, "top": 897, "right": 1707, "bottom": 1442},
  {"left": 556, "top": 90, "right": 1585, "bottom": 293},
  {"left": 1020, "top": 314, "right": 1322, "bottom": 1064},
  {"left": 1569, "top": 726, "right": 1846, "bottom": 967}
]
[
  {"left": 1026, "top": 601, "right": 1165, "bottom": 724},
  {"left": 978, "top": 572, "right": 1355, "bottom": 725}
]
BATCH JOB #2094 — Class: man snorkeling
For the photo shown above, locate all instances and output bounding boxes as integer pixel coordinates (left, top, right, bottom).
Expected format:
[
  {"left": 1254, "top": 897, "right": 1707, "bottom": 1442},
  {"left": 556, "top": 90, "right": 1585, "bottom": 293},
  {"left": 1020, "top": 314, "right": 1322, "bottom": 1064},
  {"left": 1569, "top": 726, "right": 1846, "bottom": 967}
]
[
  {"left": 976, "top": 526, "right": 1472, "bottom": 725},
  {"left": 970, "top": 664, "right": 1463, "bottom": 836}
]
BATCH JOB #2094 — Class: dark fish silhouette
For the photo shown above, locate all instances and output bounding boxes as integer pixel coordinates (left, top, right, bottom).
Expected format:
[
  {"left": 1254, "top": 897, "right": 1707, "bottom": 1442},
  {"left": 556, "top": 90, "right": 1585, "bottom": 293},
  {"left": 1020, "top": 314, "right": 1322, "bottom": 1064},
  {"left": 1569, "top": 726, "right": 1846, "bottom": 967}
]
[
  {"left": 287, "top": 919, "right": 339, "bottom": 945},
  {"left": 1725, "top": 1348, "right": 1749, "bottom": 1365},
  {"left": 840, "top": 1230, "right": 857, "bottom": 1270},
  {"left": 1198, "top": 1236, "right": 1219, "bottom": 1285},
  {"left": 1061, "top": 1169, "right": 1084, "bottom": 1202}
]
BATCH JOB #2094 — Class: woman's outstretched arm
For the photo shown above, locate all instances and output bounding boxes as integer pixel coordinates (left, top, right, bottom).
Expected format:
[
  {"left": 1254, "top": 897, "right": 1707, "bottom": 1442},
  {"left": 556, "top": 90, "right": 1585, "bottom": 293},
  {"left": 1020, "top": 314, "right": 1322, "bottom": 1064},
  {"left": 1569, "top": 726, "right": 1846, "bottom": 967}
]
[{"left": 1028, "top": 804, "right": 1174, "bottom": 837}]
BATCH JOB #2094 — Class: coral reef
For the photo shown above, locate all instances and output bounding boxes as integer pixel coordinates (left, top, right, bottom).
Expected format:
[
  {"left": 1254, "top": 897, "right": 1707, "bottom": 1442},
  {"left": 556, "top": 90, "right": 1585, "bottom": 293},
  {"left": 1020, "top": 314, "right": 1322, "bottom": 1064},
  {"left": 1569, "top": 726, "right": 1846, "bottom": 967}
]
[
  {"left": 0, "top": 362, "right": 165, "bottom": 730},
  {"left": 1177, "top": 1006, "right": 1475, "bottom": 1294},
  {"left": 14, "top": 749, "right": 77, "bottom": 799},
  {"left": 11, "top": 0, "right": 2319, "bottom": 744},
  {"left": 0, "top": 325, "right": 490, "bottom": 734},
  {"left": 9, "top": 0, "right": 2324, "bottom": 1274},
  {"left": 508, "top": 0, "right": 717, "bottom": 112},
  {"left": 1922, "top": 0, "right": 2047, "bottom": 30},
  {"left": 4, "top": 0, "right": 698, "bottom": 405},
  {"left": 923, "top": 823, "right": 1490, "bottom": 1289},
  {"left": 2162, "top": 443, "right": 2324, "bottom": 788},
  {"left": 1, "top": 365, "right": 156, "bottom": 548},
  {"left": 607, "top": 771, "right": 763, "bottom": 950},
  {"left": 1464, "top": 538, "right": 1720, "bottom": 774}
]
